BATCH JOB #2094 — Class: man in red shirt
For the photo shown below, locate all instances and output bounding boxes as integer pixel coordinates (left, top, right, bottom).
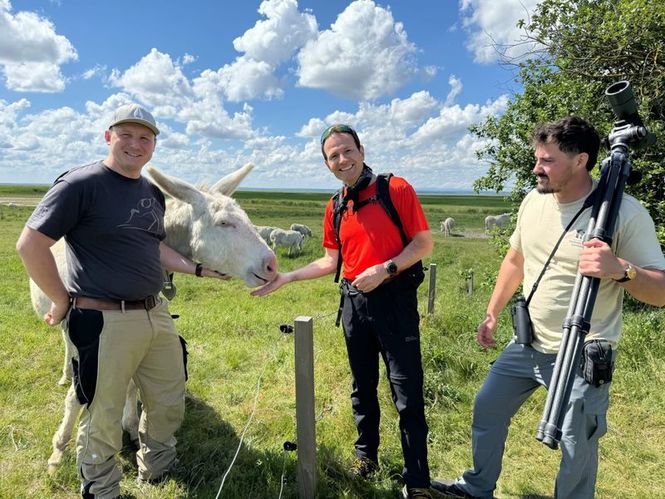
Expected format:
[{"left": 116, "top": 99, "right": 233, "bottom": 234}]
[{"left": 253, "top": 124, "right": 434, "bottom": 499}]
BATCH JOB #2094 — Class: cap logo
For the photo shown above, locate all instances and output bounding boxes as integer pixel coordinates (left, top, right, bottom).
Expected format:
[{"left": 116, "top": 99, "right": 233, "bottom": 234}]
[{"left": 132, "top": 108, "right": 145, "bottom": 119}]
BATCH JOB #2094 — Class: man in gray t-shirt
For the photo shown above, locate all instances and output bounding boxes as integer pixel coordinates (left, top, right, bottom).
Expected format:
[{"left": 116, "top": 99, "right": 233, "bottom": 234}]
[{"left": 17, "top": 103, "right": 220, "bottom": 499}]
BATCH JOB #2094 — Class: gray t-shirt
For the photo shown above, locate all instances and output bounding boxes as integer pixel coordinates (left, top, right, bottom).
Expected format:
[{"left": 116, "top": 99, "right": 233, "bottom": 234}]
[{"left": 27, "top": 161, "right": 166, "bottom": 300}]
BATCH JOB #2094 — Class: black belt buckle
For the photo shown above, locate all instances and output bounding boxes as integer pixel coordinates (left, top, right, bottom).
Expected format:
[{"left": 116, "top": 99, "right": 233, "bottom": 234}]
[{"left": 144, "top": 295, "right": 158, "bottom": 310}]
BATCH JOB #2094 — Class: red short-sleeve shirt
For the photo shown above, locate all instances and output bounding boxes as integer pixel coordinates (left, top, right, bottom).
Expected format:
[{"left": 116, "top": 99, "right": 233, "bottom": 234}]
[{"left": 322, "top": 176, "right": 429, "bottom": 280}]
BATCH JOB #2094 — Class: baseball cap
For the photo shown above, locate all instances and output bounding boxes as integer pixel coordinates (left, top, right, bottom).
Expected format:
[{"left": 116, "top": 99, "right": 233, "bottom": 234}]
[{"left": 109, "top": 103, "right": 160, "bottom": 136}]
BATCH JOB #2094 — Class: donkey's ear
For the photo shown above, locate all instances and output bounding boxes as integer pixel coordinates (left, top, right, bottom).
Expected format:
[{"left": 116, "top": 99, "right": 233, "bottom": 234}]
[
  {"left": 210, "top": 163, "right": 254, "bottom": 196},
  {"left": 145, "top": 166, "right": 205, "bottom": 208}
]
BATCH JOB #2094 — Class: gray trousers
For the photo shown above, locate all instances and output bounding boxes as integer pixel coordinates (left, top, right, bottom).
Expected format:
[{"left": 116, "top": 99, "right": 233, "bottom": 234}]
[{"left": 457, "top": 342, "right": 611, "bottom": 499}]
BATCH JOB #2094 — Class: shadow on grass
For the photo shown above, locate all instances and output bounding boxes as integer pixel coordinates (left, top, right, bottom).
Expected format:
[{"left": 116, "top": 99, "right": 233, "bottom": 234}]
[
  {"left": 317, "top": 443, "right": 407, "bottom": 498},
  {"left": 116, "top": 395, "right": 404, "bottom": 498},
  {"left": 159, "top": 395, "right": 289, "bottom": 497}
]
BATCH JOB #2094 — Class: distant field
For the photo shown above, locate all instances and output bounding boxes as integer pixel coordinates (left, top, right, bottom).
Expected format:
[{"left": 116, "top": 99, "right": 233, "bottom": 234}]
[
  {"left": 0, "top": 185, "right": 48, "bottom": 206},
  {"left": 0, "top": 184, "right": 50, "bottom": 196},
  {"left": 0, "top": 186, "right": 514, "bottom": 237}
]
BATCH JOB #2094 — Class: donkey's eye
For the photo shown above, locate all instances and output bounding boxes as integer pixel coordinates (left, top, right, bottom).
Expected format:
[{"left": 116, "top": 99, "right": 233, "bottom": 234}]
[{"left": 217, "top": 221, "right": 236, "bottom": 228}]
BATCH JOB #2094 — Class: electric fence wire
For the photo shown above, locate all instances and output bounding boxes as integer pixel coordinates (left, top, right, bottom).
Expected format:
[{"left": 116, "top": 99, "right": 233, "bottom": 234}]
[
  {"left": 213, "top": 383, "right": 259, "bottom": 499},
  {"left": 214, "top": 330, "right": 278, "bottom": 499},
  {"left": 277, "top": 449, "right": 288, "bottom": 499},
  {"left": 213, "top": 309, "right": 337, "bottom": 498}
]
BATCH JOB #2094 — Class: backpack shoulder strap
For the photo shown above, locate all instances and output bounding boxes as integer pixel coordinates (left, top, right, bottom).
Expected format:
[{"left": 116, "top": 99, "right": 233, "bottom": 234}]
[
  {"left": 331, "top": 188, "right": 346, "bottom": 282},
  {"left": 376, "top": 173, "right": 409, "bottom": 246}
]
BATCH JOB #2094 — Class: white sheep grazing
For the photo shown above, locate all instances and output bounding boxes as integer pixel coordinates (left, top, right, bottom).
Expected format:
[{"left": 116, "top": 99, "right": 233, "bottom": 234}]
[
  {"left": 270, "top": 228, "right": 305, "bottom": 256},
  {"left": 255, "top": 225, "right": 277, "bottom": 245},
  {"left": 289, "top": 223, "right": 312, "bottom": 237},
  {"left": 31, "top": 163, "right": 278, "bottom": 474},
  {"left": 484, "top": 212, "right": 511, "bottom": 232},
  {"left": 440, "top": 217, "right": 455, "bottom": 237}
]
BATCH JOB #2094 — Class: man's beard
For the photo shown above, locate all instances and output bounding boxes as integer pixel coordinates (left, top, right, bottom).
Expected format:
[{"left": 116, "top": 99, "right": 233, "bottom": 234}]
[{"left": 536, "top": 175, "right": 558, "bottom": 194}]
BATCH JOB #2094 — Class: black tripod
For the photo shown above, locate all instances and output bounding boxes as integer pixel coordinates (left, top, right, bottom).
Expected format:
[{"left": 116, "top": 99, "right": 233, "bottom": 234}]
[{"left": 535, "top": 81, "right": 656, "bottom": 449}]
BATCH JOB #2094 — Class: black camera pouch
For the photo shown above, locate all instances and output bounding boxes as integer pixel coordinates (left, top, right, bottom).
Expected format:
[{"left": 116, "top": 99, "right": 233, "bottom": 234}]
[{"left": 582, "top": 340, "right": 614, "bottom": 387}]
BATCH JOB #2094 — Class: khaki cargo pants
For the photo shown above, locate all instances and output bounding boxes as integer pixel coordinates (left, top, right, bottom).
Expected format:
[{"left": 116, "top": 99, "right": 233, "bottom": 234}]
[{"left": 66, "top": 299, "right": 186, "bottom": 498}]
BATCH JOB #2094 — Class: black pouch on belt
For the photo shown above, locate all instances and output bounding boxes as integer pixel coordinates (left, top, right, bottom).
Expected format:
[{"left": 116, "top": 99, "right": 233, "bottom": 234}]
[{"left": 582, "top": 339, "right": 614, "bottom": 387}]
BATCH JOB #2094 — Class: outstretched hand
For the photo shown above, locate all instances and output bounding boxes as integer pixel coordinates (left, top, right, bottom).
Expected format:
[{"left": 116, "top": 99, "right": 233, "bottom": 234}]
[
  {"left": 251, "top": 272, "right": 290, "bottom": 297},
  {"left": 477, "top": 314, "right": 497, "bottom": 349}
]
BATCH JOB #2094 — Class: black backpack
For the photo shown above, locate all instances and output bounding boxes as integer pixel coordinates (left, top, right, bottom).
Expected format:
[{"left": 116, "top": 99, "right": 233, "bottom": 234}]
[{"left": 331, "top": 173, "right": 412, "bottom": 283}]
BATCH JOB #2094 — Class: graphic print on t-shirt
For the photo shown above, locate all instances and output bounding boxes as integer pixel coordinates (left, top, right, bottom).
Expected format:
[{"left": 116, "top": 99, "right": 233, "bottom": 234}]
[{"left": 117, "top": 197, "right": 163, "bottom": 234}]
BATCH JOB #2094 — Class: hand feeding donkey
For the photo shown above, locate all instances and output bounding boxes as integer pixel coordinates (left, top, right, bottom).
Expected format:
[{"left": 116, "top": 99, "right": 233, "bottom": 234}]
[{"left": 30, "top": 163, "right": 278, "bottom": 474}]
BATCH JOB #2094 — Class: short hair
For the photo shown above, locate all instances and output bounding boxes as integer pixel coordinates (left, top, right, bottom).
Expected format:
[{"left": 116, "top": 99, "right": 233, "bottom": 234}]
[
  {"left": 320, "top": 124, "right": 361, "bottom": 160},
  {"left": 532, "top": 116, "right": 601, "bottom": 171}
]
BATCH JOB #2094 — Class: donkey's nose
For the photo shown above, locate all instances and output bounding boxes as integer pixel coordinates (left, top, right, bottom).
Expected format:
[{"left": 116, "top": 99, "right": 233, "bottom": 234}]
[{"left": 265, "top": 253, "right": 278, "bottom": 278}]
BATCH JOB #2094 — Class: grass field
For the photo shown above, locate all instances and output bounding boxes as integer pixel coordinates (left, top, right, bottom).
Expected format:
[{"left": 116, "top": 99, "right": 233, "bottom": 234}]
[{"left": 0, "top": 189, "right": 663, "bottom": 499}]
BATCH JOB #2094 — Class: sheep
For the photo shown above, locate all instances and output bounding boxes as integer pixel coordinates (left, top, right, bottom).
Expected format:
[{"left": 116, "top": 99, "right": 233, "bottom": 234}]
[
  {"left": 270, "top": 228, "right": 305, "bottom": 256},
  {"left": 255, "top": 225, "right": 277, "bottom": 245},
  {"left": 289, "top": 223, "right": 312, "bottom": 237}
]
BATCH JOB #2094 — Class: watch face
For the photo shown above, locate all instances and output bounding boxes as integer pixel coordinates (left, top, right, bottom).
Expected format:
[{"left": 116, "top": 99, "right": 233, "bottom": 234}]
[
  {"left": 615, "top": 264, "right": 636, "bottom": 282},
  {"left": 387, "top": 261, "right": 398, "bottom": 274},
  {"left": 626, "top": 265, "right": 637, "bottom": 280}
]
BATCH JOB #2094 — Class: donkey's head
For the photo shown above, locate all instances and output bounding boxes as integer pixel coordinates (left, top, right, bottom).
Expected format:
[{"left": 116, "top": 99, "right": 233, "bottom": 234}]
[{"left": 146, "top": 164, "right": 277, "bottom": 287}]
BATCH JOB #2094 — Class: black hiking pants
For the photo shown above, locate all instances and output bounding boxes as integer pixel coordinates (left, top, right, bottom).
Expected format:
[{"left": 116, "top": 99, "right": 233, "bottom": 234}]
[{"left": 340, "top": 274, "right": 430, "bottom": 489}]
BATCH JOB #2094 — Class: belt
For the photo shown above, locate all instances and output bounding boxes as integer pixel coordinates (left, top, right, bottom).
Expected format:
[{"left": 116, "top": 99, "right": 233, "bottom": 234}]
[{"left": 74, "top": 295, "right": 159, "bottom": 311}]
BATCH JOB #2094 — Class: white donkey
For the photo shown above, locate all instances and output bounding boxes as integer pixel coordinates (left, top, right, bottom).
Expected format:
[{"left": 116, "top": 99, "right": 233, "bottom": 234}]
[
  {"left": 30, "top": 163, "right": 278, "bottom": 473},
  {"left": 440, "top": 217, "right": 455, "bottom": 237}
]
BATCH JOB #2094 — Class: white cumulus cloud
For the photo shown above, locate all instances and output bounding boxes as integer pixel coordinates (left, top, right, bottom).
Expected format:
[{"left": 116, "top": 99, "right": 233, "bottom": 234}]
[
  {"left": 209, "top": 0, "right": 318, "bottom": 102},
  {"left": 234, "top": 0, "right": 318, "bottom": 66},
  {"left": 195, "top": 58, "right": 283, "bottom": 103},
  {"left": 0, "top": 0, "right": 77, "bottom": 92},
  {"left": 459, "top": 0, "right": 542, "bottom": 63},
  {"left": 296, "top": 0, "right": 418, "bottom": 100},
  {"left": 108, "top": 48, "right": 193, "bottom": 111}
]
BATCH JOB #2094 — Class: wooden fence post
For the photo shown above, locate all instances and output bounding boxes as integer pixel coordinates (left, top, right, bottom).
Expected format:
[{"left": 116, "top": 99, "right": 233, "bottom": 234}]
[
  {"left": 466, "top": 270, "right": 474, "bottom": 295},
  {"left": 294, "top": 316, "right": 317, "bottom": 498},
  {"left": 427, "top": 263, "right": 437, "bottom": 314}
]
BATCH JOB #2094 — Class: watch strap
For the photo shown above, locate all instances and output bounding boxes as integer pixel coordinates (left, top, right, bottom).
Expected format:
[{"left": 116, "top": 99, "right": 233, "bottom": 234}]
[{"left": 613, "top": 264, "right": 635, "bottom": 283}]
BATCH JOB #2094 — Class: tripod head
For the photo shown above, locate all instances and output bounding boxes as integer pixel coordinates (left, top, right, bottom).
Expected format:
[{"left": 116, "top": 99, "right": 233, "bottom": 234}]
[
  {"left": 603, "top": 81, "right": 656, "bottom": 185},
  {"left": 605, "top": 80, "right": 656, "bottom": 149}
]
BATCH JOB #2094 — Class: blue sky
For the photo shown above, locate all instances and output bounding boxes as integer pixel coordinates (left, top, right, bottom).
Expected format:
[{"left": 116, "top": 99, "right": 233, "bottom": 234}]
[{"left": 0, "top": 0, "right": 540, "bottom": 190}]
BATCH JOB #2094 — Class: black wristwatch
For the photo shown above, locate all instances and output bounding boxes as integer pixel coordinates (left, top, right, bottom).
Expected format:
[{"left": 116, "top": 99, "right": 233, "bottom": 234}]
[{"left": 385, "top": 260, "right": 398, "bottom": 276}]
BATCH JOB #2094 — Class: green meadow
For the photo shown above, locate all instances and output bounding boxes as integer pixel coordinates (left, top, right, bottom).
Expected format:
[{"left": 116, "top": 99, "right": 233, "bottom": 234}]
[{"left": 0, "top": 190, "right": 663, "bottom": 498}]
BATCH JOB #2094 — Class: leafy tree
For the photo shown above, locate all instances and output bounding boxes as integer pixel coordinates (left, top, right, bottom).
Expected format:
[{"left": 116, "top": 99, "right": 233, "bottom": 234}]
[{"left": 473, "top": 0, "right": 665, "bottom": 244}]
